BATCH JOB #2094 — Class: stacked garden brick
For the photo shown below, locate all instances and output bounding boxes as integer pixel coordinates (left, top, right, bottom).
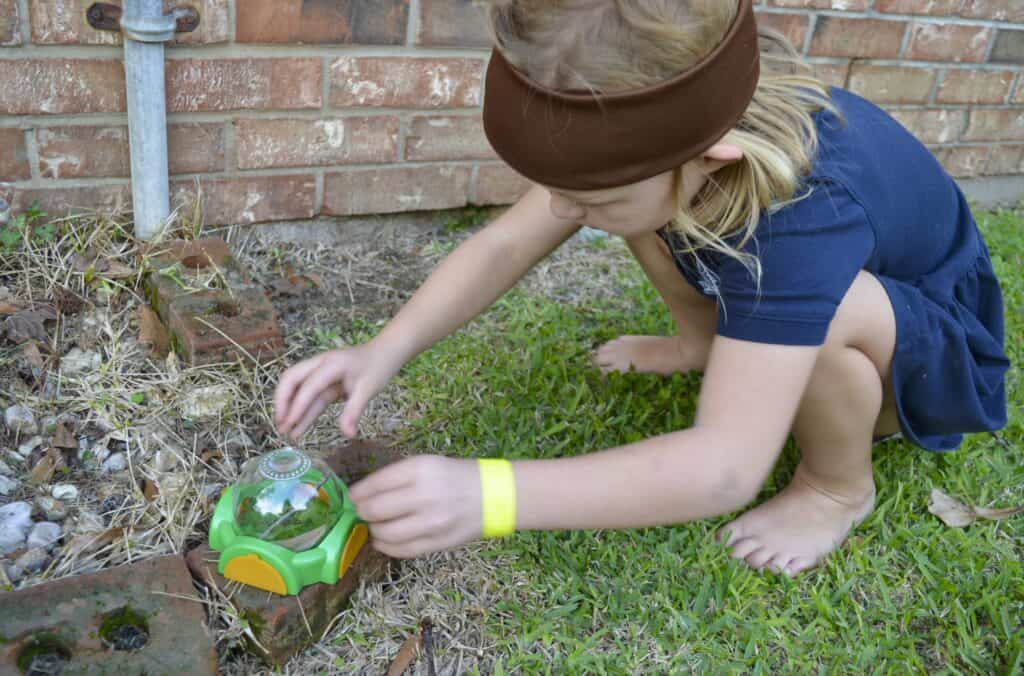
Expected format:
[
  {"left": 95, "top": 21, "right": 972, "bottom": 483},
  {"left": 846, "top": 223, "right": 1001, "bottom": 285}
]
[{"left": 0, "top": 0, "right": 1021, "bottom": 226}]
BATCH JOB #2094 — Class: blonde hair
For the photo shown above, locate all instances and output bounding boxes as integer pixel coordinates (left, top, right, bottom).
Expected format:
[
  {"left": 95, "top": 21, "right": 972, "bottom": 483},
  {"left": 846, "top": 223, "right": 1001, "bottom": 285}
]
[{"left": 488, "top": 0, "right": 836, "bottom": 276}]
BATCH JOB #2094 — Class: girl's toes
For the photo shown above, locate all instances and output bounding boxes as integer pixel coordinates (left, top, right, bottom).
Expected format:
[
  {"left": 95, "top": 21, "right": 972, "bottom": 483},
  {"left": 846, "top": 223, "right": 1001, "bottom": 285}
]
[
  {"left": 784, "top": 556, "right": 817, "bottom": 576},
  {"left": 746, "top": 547, "right": 776, "bottom": 569},
  {"left": 716, "top": 523, "right": 744, "bottom": 546},
  {"left": 728, "top": 537, "right": 762, "bottom": 561},
  {"left": 766, "top": 554, "right": 793, "bottom": 575}
]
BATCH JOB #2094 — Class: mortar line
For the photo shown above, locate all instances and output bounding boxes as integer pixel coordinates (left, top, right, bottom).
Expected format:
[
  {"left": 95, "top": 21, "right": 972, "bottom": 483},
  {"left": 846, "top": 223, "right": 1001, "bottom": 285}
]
[
  {"left": 314, "top": 170, "right": 324, "bottom": 216},
  {"left": 223, "top": 119, "right": 236, "bottom": 174},
  {"left": 897, "top": 19, "right": 913, "bottom": 60},
  {"left": 228, "top": 0, "right": 237, "bottom": 43}
]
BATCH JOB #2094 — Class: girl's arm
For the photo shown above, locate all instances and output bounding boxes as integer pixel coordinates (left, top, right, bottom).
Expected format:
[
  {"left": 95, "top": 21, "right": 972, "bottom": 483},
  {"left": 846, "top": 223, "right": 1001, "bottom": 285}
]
[
  {"left": 515, "top": 337, "right": 820, "bottom": 529},
  {"left": 373, "top": 184, "right": 580, "bottom": 366},
  {"left": 349, "top": 336, "right": 821, "bottom": 557}
]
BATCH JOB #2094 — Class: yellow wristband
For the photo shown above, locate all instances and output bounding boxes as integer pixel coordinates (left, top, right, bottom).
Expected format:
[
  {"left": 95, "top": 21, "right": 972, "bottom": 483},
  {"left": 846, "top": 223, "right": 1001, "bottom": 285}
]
[{"left": 478, "top": 458, "right": 516, "bottom": 538}]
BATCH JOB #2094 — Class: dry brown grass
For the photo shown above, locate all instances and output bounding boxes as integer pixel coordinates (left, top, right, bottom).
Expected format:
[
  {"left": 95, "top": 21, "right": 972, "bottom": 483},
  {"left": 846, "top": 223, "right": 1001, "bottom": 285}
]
[{"left": 0, "top": 204, "right": 634, "bottom": 674}]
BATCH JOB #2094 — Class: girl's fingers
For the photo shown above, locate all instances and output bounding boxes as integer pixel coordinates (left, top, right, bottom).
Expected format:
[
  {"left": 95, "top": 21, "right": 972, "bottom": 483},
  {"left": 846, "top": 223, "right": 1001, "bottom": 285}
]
[
  {"left": 337, "top": 383, "right": 371, "bottom": 438},
  {"left": 351, "top": 485, "right": 419, "bottom": 523},
  {"left": 273, "top": 355, "right": 326, "bottom": 423},
  {"left": 281, "top": 360, "right": 350, "bottom": 431},
  {"left": 288, "top": 385, "right": 343, "bottom": 439},
  {"left": 349, "top": 458, "right": 420, "bottom": 504},
  {"left": 369, "top": 512, "right": 444, "bottom": 546}
]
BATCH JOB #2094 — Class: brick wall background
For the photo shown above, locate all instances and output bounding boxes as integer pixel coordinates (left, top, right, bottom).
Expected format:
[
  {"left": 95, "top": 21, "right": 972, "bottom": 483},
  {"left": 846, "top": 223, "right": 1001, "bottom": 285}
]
[{"left": 0, "top": 0, "right": 1022, "bottom": 227}]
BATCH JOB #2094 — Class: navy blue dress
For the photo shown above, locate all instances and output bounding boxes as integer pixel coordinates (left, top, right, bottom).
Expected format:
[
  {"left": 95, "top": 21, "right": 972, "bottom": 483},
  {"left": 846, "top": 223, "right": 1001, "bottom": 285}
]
[{"left": 658, "top": 87, "right": 1009, "bottom": 452}]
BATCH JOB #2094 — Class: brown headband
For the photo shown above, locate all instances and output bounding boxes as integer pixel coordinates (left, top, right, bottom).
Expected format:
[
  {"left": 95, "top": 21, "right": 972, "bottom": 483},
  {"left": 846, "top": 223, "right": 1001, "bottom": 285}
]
[{"left": 482, "top": 0, "right": 760, "bottom": 191}]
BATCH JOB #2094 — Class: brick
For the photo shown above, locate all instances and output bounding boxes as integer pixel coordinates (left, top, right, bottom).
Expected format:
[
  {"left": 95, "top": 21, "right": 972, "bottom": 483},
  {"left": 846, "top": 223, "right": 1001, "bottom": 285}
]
[
  {"left": 168, "top": 287, "right": 284, "bottom": 364},
  {"left": 0, "top": 555, "right": 217, "bottom": 675},
  {"left": 936, "top": 69, "right": 1016, "bottom": 104},
  {"left": 937, "top": 145, "right": 991, "bottom": 177},
  {"left": 186, "top": 440, "right": 399, "bottom": 666},
  {"left": 1014, "top": 79, "right": 1024, "bottom": 104},
  {"left": 36, "top": 126, "right": 128, "bottom": 179},
  {"left": 473, "top": 164, "right": 531, "bottom": 205},
  {"left": 237, "top": 0, "right": 409, "bottom": 44},
  {"left": 962, "top": 109, "right": 1024, "bottom": 141},
  {"left": 167, "top": 123, "right": 226, "bottom": 174},
  {"left": 755, "top": 11, "right": 811, "bottom": 51},
  {"left": 324, "top": 166, "right": 470, "bottom": 216},
  {"left": 990, "top": 30, "right": 1024, "bottom": 65},
  {"left": 961, "top": 1, "right": 1024, "bottom": 22},
  {"left": 905, "top": 23, "right": 993, "bottom": 63},
  {"left": 34, "top": 124, "right": 224, "bottom": 179},
  {"left": 887, "top": 108, "right": 966, "bottom": 144},
  {"left": 418, "top": 0, "right": 491, "bottom": 47},
  {"left": 0, "top": 59, "right": 125, "bottom": 115},
  {"left": 406, "top": 116, "right": 496, "bottom": 162},
  {"left": 29, "top": 0, "right": 229, "bottom": 44},
  {"left": 0, "top": 0, "right": 19, "bottom": 45},
  {"left": 875, "top": 0, "right": 963, "bottom": 14},
  {"left": 9, "top": 184, "right": 131, "bottom": 216},
  {"left": 848, "top": 64, "right": 936, "bottom": 104},
  {"left": 0, "top": 129, "right": 30, "bottom": 181},
  {"left": 809, "top": 17, "right": 906, "bottom": 59},
  {"left": 812, "top": 61, "right": 851, "bottom": 88},
  {"left": 171, "top": 175, "right": 317, "bottom": 225},
  {"left": 144, "top": 237, "right": 283, "bottom": 364},
  {"left": 330, "top": 57, "right": 485, "bottom": 108},
  {"left": 166, "top": 59, "right": 322, "bottom": 112},
  {"left": 766, "top": 0, "right": 870, "bottom": 9},
  {"left": 985, "top": 145, "right": 1024, "bottom": 175},
  {"left": 235, "top": 117, "right": 399, "bottom": 170}
]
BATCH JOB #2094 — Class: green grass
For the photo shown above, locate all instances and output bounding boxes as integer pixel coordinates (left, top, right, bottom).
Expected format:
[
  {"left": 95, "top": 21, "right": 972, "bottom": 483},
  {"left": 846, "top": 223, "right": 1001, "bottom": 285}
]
[{"left": 391, "top": 210, "right": 1024, "bottom": 673}]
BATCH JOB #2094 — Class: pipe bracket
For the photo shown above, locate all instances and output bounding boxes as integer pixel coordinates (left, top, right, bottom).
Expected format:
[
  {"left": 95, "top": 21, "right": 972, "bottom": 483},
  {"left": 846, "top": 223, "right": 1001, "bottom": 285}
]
[{"left": 86, "top": 3, "right": 200, "bottom": 40}]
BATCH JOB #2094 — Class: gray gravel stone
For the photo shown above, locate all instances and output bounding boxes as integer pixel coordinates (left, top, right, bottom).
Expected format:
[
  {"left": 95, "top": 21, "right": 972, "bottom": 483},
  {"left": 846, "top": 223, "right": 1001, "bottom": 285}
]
[
  {"left": 26, "top": 521, "right": 62, "bottom": 549},
  {"left": 15, "top": 547, "right": 52, "bottom": 573},
  {"left": 51, "top": 483, "right": 79, "bottom": 501},
  {"left": 100, "top": 452, "right": 127, "bottom": 473},
  {"left": 34, "top": 496, "right": 69, "bottom": 521},
  {"left": 0, "top": 475, "right": 17, "bottom": 496},
  {"left": 4, "top": 405, "right": 36, "bottom": 436}
]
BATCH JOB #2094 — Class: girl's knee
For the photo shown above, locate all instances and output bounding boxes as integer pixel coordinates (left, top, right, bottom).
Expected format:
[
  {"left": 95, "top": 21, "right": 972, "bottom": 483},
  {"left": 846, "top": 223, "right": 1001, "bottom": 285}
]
[{"left": 822, "top": 271, "right": 896, "bottom": 383}]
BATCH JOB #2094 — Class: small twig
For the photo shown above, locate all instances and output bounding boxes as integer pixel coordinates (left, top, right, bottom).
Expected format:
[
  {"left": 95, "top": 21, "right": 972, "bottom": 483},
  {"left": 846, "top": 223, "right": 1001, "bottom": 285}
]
[
  {"left": 296, "top": 596, "right": 313, "bottom": 639},
  {"left": 385, "top": 631, "right": 421, "bottom": 676},
  {"left": 422, "top": 618, "right": 437, "bottom": 676}
]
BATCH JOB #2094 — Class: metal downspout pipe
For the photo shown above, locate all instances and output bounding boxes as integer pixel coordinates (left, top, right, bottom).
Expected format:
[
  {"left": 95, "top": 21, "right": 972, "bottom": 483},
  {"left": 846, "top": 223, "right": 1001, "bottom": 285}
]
[{"left": 121, "top": 0, "right": 181, "bottom": 240}]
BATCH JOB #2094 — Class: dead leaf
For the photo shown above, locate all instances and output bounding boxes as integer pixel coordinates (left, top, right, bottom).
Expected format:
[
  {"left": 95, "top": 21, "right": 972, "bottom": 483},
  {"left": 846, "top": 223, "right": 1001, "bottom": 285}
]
[
  {"left": 386, "top": 632, "right": 421, "bottom": 676},
  {"left": 928, "top": 489, "right": 1024, "bottom": 528},
  {"left": 52, "top": 286, "right": 84, "bottom": 316},
  {"left": 141, "top": 478, "right": 160, "bottom": 502},
  {"left": 66, "top": 527, "right": 125, "bottom": 556},
  {"left": 22, "top": 341, "right": 45, "bottom": 368},
  {"left": 53, "top": 422, "right": 77, "bottom": 450},
  {"left": 100, "top": 260, "right": 136, "bottom": 280},
  {"left": 267, "top": 274, "right": 320, "bottom": 298},
  {"left": 200, "top": 449, "right": 222, "bottom": 464},
  {"left": 2, "top": 305, "right": 57, "bottom": 344},
  {"left": 29, "top": 447, "right": 66, "bottom": 486},
  {"left": 137, "top": 305, "right": 170, "bottom": 357},
  {"left": 0, "top": 302, "right": 18, "bottom": 315}
]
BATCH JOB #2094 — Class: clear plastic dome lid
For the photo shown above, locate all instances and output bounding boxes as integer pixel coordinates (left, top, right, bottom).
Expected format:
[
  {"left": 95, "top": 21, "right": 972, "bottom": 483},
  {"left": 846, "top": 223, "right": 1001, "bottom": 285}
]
[{"left": 232, "top": 448, "right": 344, "bottom": 552}]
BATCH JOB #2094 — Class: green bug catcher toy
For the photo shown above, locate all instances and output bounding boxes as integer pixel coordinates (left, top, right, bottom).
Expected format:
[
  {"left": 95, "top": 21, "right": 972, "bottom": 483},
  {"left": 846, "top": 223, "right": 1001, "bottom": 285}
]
[{"left": 208, "top": 447, "right": 367, "bottom": 596}]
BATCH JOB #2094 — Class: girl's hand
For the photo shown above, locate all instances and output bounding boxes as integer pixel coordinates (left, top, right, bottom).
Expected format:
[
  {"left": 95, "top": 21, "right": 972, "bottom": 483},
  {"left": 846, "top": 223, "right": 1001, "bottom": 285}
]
[
  {"left": 274, "top": 342, "right": 401, "bottom": 440},
  {"left": 349, "top": 455, "right": 482, "bottom": 558}
]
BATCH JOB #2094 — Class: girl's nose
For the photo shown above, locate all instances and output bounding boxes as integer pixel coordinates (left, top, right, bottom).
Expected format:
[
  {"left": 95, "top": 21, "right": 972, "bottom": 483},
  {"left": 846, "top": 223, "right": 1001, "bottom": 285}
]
[{"left": 549, "top": 193, "right": 586, "bottom": 221}]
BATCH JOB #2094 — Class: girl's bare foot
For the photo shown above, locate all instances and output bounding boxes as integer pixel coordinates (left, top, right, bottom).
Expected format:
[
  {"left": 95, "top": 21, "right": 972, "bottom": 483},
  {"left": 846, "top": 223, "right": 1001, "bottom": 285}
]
[
  {"left": 591, "top": 335, "right": 702, "bottom": 375},
  {"left": 716, "top": 463, "right": 875, "bottom": 576}
]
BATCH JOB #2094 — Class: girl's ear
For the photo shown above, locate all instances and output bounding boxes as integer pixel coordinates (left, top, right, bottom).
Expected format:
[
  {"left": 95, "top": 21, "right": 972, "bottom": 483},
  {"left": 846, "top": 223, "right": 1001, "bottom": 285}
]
[{"left": 701, "top": 143, "right": 744, "bottom": 172}]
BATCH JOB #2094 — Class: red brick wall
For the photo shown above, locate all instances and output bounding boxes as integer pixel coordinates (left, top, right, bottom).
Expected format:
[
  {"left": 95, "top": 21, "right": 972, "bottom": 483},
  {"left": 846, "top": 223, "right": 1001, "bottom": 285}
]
[{"left": 0, "top": 0, "right": 1021, "bottom": 226}]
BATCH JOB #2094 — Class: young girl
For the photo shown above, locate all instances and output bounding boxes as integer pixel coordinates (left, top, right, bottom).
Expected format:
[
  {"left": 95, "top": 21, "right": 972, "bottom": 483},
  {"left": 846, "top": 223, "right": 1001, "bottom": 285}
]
[{"left": 274, "top": 0, "right": 1009, "bottom": 576}]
